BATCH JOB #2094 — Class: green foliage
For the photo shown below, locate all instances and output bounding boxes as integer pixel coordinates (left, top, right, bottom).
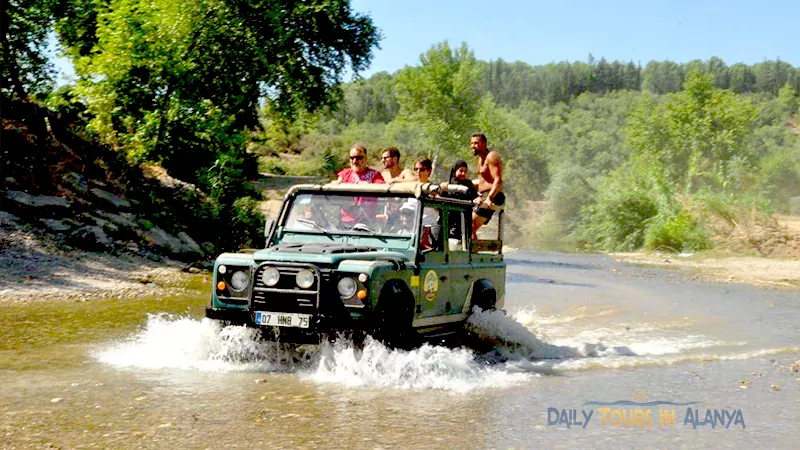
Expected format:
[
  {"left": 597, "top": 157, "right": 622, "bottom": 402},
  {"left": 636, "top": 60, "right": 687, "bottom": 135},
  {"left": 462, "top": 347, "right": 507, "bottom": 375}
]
[
  {"left": 581, "top": 189, "right": 659, "bottom": 251},
  {"left": 626, "top": 71, "right": 758, "bottom": 194},
  {"left": 394, "top": 41, "right": 483, "bottom": 155},
  {"left": 644, "top": 210, "right": 711, "bottom": 252},
  {"left": 474, "top": 96, "right": 548, "bottom": 199},
  {"left": 757, "top": 144, "right": 800, "bottom": 213},
  {"left": 67, "top": 0, "right": 379, "bottom": 176},
  {"left": 228, "top": 197, "right": 265, "bottom": 250},
  {"left": 333, "top": 72, "right": 400, "bottom": 125},
  {"left": 43, "top": 85, "right": 88, "bottom": 122},
  {"left": 542, "top": 165, "right": 596, "bottom": 231},
  {"left": 1, "top": 0, "right": 55, "bottom": 99},
  {"left": 258, "top": 154, "right": 333, "bottom": 177},
  {"left": 200, "top": 150, "right": 254, "bottom": 205}
]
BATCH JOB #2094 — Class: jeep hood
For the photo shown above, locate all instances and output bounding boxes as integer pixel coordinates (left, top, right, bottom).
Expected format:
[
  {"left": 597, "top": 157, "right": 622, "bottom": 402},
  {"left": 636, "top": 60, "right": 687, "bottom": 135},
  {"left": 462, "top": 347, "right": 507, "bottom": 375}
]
[{"left": 252, "top": 243, "right": 409, "bottom": 266}]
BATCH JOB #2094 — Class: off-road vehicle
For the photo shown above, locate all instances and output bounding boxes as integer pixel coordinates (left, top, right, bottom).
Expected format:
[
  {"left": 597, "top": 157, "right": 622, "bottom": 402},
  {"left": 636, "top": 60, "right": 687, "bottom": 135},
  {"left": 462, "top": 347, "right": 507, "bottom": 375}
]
[{"left": 206, "top": 182, "right": 506, "bottom": 347}]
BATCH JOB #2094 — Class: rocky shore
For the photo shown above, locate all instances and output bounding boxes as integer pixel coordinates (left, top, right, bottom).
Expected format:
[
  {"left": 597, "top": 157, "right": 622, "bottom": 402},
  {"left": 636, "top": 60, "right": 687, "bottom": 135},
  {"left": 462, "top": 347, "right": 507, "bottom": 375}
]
[{"left": 0, "top": 211, "right": 204, "bottom": 304}]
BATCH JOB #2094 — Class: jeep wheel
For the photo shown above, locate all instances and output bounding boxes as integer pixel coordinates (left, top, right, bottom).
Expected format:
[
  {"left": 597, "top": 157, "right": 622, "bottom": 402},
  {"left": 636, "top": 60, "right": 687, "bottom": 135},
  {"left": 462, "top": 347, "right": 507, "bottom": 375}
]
[
  {"left": 470, "top": 281, "right": 497, "bottom": 313},
  {"left": 373, "top": 281, "right": 418, "bottom": 350},
  {"left": 461, "top": 281, "right": 498, "bottom": 353}
]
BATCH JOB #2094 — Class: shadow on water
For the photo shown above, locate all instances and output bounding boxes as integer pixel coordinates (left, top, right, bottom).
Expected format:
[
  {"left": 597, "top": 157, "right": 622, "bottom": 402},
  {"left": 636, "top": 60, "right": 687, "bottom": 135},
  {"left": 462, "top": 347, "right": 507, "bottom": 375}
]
[
  {"left": 504, "top": 257, "right": 599, "bottom": 271},
  {"left": 506, "top": 272, "right": 595, "bottom": 287}
]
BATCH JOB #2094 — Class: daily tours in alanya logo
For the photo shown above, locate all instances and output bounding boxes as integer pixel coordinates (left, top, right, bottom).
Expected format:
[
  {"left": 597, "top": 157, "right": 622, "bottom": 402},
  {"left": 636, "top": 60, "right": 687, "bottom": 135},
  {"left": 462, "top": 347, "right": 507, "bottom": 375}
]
[{"left": 547, "top": 388, "right": 745, "bottom": 430}]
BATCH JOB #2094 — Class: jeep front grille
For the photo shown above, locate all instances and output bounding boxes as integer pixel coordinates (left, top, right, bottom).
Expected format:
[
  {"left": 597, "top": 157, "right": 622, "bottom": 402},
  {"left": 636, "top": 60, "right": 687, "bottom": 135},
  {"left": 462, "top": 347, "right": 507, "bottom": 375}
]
[{"left": 251, "top": 263, "right": 320, "bottom": 312}]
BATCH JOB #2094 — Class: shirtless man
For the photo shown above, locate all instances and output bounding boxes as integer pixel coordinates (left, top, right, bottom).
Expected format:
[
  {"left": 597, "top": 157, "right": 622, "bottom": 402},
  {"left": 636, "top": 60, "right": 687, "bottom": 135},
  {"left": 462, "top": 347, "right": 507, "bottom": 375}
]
[
  {"left": 380, "top": 147, "right": 415, "bottom": 183},
  {"left": 470, "top": 133, "right": 504, "bottom": 238}
]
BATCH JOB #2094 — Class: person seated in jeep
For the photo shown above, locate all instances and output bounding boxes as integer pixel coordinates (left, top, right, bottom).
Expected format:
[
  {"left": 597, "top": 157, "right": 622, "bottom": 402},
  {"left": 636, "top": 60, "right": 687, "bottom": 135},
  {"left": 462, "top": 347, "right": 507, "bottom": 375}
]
[{"left": 386, "top": 200, "right": 416, "bottom": 235}]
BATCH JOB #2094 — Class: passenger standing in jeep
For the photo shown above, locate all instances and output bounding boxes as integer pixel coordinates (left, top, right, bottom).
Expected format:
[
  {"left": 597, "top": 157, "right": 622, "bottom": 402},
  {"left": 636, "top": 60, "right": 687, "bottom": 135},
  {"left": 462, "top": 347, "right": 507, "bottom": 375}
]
[
  {"left": 336, "top": 144, "right": 384, "bottom": 226},
  {"left": 470, "top": 133, "right": 504, "bottom": 238},
  {"left": 336, "top": 144, "right": 385, "bottom": 184}
]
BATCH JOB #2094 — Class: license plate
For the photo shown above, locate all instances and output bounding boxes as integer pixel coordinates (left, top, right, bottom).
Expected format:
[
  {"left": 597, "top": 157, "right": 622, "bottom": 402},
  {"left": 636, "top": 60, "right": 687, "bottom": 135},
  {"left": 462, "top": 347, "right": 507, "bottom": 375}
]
[{"left": 254, "top": 311, "right": 311, "bottom": 328}]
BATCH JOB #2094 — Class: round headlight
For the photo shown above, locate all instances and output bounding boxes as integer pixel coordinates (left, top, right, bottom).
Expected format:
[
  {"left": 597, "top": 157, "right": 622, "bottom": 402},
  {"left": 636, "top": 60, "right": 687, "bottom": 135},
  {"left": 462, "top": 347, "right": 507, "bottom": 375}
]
[
  {"left": 261, "top": 266, "right": 280, "bottom": 286},
  {"left": 218, "top": 265, "right": 227, "bottom": 274},
  {"left": 296, "top": 269, "right": 314, "bottom": 289},
  {"left": 337, "top": 277, "right": 357, "bottom": 298},
  {"left": 230, "top": 270, "right": 249, "bottom": 291}
]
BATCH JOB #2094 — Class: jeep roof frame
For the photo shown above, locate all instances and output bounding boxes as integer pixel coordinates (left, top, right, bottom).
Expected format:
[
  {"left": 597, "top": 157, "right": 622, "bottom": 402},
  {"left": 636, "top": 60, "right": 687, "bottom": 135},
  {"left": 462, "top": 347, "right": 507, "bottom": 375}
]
[{"left": 276, "top": 181, "right": 504, "bottom": 255}]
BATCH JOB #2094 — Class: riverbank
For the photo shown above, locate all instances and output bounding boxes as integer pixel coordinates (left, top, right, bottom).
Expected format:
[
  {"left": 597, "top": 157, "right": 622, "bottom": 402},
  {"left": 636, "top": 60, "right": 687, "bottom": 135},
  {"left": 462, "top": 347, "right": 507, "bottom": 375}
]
[
  {"left": 609, "top": 251, "right": 800, "bottom": 288},
  {"left": 611, "top": 214, "right": 800, "bottom": 288},
  {"left": 0, "top": 212, "right": 201, "bottom": 304}
]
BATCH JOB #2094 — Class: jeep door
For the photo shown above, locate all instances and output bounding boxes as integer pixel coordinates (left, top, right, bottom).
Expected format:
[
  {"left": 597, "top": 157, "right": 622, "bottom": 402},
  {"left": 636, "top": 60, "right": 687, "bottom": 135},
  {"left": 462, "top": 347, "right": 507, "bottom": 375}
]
[
  {"left": 415, "top": 205, "right": 452, "bottom": 319},
  {"left": 443, "top": 207, "right": 472, "bottom": 314}
]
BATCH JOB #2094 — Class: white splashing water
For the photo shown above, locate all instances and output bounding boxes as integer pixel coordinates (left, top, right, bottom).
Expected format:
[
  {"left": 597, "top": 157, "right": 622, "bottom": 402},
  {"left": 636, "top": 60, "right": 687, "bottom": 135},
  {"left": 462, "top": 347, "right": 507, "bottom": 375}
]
[
  {"left": 95, "top": 314, "right": 296, "bottom": 372},
  {"left": 95, "top": 309, "right": 768, "bottom": 390},
  {"left": 306, "top": 338, "right": 530, "bottom": 392}
]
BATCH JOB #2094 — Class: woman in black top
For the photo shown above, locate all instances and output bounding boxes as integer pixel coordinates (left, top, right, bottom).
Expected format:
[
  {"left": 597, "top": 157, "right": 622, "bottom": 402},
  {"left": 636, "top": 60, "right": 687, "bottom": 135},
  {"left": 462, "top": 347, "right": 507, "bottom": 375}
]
[
  {"left": 442, "top": 159, "right": 478, "bottom": 200},
  {"left": 441, "top": 159, "right": 478, "bottom": 238}
]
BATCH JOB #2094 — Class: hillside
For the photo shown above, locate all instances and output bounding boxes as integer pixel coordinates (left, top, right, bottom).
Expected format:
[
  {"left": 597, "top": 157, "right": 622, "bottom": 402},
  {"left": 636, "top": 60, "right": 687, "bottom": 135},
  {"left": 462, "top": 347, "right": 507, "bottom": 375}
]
[{"left": 2, "top": 99, "right": 215, "bottom": 261}]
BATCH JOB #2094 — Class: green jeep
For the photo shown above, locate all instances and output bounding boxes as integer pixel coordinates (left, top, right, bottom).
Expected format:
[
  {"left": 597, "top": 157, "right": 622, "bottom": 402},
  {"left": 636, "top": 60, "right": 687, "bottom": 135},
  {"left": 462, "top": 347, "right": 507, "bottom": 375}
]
[{"left": 206, "top": 181, "right": 506, "bottom": 347}]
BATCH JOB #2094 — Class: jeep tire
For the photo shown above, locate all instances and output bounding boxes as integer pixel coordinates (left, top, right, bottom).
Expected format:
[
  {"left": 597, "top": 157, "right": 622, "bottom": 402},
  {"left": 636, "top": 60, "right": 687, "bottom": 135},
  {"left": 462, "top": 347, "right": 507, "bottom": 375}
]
[{"left": 373, "top": 280, "right": 417, "bottom": 349}]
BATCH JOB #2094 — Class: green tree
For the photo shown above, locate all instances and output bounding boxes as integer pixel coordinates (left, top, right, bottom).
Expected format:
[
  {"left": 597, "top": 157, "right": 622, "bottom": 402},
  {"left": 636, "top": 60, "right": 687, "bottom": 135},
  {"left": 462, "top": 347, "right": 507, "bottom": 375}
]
[
  {"left": 627, "top": 71, "right": 757, "bottom": 193},
  {"left": 68, "top": 0, "right": 379, "bottom": 180},
  {"left": 641, "top": 60, "right": 683, "bottom": 94},
  {"left": 394, "top": 41, "right": 482, "bottom": 156},
  {"left": 1, "top": 0, "right": 55, "bottom": 100}
]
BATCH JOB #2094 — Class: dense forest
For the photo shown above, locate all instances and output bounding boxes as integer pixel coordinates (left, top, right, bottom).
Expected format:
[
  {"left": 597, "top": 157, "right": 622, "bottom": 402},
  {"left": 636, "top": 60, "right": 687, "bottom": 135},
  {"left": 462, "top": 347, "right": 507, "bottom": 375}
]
[{"left": 3, "top": 1, "right": 799, "bottom": 253}]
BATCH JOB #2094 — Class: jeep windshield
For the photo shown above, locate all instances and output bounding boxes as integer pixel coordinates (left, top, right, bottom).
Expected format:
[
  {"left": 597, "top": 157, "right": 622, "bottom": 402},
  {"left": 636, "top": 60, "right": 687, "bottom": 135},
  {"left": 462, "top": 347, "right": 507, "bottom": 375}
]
[{"left": 278, "top": 192, "right": 419, "bottom": 245}]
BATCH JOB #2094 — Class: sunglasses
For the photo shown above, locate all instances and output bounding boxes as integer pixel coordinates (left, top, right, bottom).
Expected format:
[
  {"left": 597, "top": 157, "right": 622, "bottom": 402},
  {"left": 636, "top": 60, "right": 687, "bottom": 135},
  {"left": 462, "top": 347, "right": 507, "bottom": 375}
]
[{"left": 350, "top": 155, "right": 365, "bottom": 161}]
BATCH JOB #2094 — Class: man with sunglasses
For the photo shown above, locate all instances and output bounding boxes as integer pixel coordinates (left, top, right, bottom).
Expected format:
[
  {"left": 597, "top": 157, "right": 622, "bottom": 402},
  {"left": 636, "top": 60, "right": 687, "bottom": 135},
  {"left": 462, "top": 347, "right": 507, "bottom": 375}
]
[
  {"left": 380, "top": 147, "right": 415, "bottom": 183},
  {"left": 336, "top": 144, "right": 385, "bottom": 184},
  {"left": 335, "top": 144, "right": 384, "bottom": 227}
]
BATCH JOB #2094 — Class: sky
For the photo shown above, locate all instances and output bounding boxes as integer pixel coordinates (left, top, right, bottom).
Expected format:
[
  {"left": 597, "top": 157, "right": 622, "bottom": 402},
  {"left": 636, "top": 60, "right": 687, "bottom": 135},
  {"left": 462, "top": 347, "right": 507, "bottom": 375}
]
[
  {"left": 350, "top": 0, "right": 800, "bottom": 77},
  {"left": 52, "top": 0, "right": 798, "bottom": 83}
]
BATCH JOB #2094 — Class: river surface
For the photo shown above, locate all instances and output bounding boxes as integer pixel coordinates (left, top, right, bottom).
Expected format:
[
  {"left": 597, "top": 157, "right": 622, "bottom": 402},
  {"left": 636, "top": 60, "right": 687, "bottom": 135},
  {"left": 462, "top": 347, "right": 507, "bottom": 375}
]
[{"left": 2, "top": 250, "right": 798, "bottom": 449}]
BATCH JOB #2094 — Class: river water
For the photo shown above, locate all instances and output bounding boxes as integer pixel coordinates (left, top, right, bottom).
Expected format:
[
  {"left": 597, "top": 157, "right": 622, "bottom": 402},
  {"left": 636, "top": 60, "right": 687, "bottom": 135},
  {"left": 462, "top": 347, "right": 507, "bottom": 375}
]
[{"left": 1, "top": 251, "right": 798, "bottom": 448}]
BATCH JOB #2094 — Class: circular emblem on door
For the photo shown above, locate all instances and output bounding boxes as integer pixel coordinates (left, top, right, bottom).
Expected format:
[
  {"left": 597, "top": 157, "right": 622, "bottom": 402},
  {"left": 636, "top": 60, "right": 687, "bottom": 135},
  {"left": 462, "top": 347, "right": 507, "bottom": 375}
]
[{"left": 423, "top": 270, "right": 439, "bottom": 301}]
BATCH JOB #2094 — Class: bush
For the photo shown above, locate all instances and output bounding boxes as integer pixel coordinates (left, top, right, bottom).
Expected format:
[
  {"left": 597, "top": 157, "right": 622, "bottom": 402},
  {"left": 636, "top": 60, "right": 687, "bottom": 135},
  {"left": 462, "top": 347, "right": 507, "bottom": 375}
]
[
  {"left": 579, "top": 189, "right": 659, "bottom": 251},
  {"left": 644, "top": 210, "right": 711, "bottom": 252},
  {"left": 259, "top": 156, "right": 288, "bottom": 175},
  {"left": 229, "top": 197, "right": 265, "bottom": 249}
]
